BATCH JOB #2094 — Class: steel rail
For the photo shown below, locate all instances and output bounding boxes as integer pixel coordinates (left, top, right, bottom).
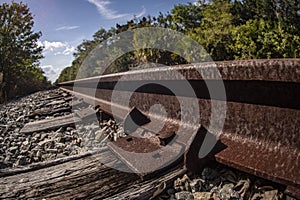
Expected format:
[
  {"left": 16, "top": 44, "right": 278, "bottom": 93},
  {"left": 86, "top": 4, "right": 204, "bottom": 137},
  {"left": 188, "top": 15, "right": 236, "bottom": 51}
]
[{"left": 58, "top": 59, "right": 300, "bottom": 198}]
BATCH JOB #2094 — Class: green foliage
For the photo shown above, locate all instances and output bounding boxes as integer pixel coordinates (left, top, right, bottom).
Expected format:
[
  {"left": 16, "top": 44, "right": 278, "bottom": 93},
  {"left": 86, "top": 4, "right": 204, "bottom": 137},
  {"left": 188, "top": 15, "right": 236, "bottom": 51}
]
[
  {"left": 0, "top": 2, "right": 49, "bottom": 102},
  {"left": 56, "top": 0, "right": 300, "bottom": 82},
  {"left": 231, "top": 19, "right": 300, "bottom": 59},
  {"left": 191, "top": 0, "right": 234, "bottom": 60},
  {"left": 167, "top": 3, "right": 203, "bottom": 32}
]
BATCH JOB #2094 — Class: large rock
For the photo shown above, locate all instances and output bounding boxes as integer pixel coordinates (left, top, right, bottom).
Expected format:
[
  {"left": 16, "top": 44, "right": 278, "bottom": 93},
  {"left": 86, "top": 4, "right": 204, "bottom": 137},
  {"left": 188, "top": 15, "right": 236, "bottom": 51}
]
[{"left": 175, "top": 191, "right": 194, "bottom": 200}]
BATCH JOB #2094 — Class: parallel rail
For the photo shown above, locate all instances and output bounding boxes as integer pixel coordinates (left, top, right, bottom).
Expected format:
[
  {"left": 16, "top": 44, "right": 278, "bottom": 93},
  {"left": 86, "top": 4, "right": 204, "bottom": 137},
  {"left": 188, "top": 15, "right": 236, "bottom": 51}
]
[{"left": 58, "top": 59, "right": 300, "bottom": 198}]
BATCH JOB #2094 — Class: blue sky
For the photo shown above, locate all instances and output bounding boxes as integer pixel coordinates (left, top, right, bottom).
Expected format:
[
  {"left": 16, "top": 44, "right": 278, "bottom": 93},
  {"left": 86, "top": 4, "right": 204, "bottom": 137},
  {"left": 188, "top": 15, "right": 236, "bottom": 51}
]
[{"left": 1, "top": 0, "right": 194, "bottom": 82}]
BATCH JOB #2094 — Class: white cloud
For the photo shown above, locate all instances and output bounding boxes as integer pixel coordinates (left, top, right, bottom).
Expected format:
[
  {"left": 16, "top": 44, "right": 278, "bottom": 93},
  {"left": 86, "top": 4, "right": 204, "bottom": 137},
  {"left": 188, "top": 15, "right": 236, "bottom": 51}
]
[
  {"left": 41, "top": 65, "right": 61, "bottom": 83},
  {"left": 62, "top": 46, "right": 75, "bottom": 55},
  {"left": 54, "top": 46, "right": 75, "bottom": 56},
  {"left": 38, "top": 40, "right": 75, "bottom": 56},
  {"left": 55, "top": 26, "right": 80, "bottom": 31},
  {"left": 135, "top": 6, "right": 146, "bottom": 18},
  {"left": 87, "top": 0, "right": 146, "bottom": 20},
  {"left": 38, "top": 40, "right": 76, "bottom": 82},
  {"left": 38, "top": 40, "right": 67, "bottom": 52}
]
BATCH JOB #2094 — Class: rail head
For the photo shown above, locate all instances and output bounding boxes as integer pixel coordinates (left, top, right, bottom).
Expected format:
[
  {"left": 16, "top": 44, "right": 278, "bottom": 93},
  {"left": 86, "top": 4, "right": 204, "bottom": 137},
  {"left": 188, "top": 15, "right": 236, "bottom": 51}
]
[{"left": 57, "top": 59, "right": 300, "bottom": 86}]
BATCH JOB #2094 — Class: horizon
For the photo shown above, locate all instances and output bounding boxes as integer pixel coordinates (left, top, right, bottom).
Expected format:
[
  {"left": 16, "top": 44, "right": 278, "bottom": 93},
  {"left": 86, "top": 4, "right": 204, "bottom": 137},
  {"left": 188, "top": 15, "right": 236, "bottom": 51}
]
[{"left": 0, "top": 0, "right": 194, "bottom": 82}]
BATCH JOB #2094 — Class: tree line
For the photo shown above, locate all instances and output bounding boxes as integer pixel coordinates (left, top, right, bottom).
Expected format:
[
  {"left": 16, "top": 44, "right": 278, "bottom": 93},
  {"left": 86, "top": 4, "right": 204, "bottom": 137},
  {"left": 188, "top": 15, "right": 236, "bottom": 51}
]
[
  {"left": 56, "top": 0, "right": 299, "bottom": 82},
  {"left": 0, "top": 2, "right": 50, "bottom": 103}
]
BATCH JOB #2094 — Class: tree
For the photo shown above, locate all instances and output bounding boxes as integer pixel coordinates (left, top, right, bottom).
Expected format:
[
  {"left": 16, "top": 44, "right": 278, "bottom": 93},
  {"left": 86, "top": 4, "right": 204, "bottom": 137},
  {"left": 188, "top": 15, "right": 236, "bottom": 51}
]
[
  {"left": 168, "top": 2, "right": 203, "bottom": 33},
  {"left": 56, "top": 0, "right": 300, "bottom": 82},
  {"left": 0, "top": 2, "right": 46, "bottom": 102},
  {"left": 191, "top": 0, "right": 234, "bottom": 60},
  {"left": 231, "top": 19, "right": 300, "bottom": 59}
]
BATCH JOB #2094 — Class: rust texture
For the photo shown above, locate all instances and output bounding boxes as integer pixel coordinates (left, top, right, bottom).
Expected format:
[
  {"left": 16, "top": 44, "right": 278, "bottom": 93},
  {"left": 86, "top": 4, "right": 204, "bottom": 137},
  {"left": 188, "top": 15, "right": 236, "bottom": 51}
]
[{"left": 58, "top": 59, "right": 300, "bottom": 197}]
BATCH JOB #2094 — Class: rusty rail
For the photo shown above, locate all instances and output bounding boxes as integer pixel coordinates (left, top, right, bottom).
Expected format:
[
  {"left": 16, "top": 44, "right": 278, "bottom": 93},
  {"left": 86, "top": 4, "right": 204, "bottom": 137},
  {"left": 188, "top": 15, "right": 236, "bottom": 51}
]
[{"left": 58, "top": 59, "right": 300, "bottom": 198}]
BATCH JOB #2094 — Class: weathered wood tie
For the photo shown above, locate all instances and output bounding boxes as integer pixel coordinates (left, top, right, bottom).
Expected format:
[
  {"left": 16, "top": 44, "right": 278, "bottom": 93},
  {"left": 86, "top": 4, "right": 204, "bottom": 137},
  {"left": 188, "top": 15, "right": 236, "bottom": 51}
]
[
  {"left": 20, "top": 114, "right": 81, "bottom": 134},
  {"left": 0, "top": 145, "right": 184, "bottom": 199}
]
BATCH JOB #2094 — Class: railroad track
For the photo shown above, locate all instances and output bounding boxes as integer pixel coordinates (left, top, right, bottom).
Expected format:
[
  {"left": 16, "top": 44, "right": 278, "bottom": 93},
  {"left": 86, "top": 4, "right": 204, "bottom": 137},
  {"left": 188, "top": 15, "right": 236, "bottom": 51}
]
[
  {"left": 0, "top": 59, "right": 299, "bottom": 199},
  {"left": 58, "top": 59, "right": 300, "bottom": 198}
]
